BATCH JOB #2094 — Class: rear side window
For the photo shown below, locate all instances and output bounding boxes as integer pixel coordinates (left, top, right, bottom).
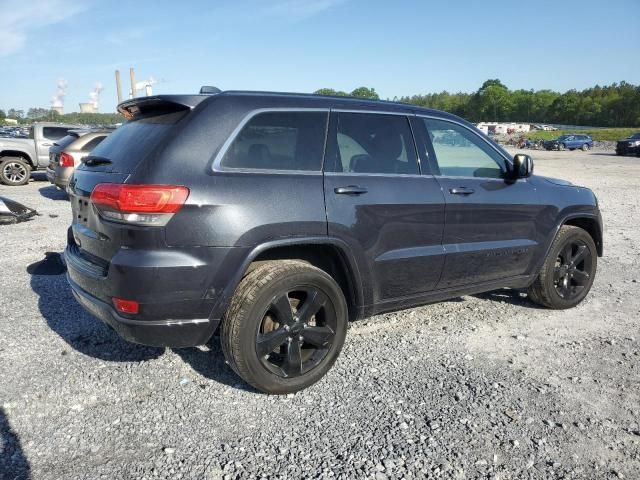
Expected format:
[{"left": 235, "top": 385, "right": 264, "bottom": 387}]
[
  {"left": 81, "top": 136, "right": 106, "bottom": 152},
  {"left": 328, "top": 113, "right": 418, "bottom": 175},
  {"left": 43, "top": 127, "right": 72, "bottom": 140},
  {"left": 87, "top": 111, "right": 185, "bottom": 173},
  {"left": 220, "top": 111, "right": 328, "bottom": 171}
]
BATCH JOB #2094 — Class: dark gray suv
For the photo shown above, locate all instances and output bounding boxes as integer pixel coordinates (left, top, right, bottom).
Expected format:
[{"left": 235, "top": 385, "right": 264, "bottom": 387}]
[{"left": 65, "top": 90, "right": 603, "bottom": 393}]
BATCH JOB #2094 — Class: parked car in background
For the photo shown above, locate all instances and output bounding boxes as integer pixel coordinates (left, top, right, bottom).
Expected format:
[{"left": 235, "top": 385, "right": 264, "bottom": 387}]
[
  {"left": 0, "top": 122, "right": 82, "bottom": 185},
  {"left": 615, "top": 132, "right": 640, "bottom": 156},
  {"left": 544, "top": 134, "right": 593, "bottom": 151},
  {"left": 46, "top": 129, "right": 113, "bottom": 189},
  {"left": 65, "top": 89, "right": 603, "bottom": 394}
]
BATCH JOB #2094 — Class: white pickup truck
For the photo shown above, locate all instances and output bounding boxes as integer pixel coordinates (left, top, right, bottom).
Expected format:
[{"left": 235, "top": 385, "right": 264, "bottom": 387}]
[{"left": 0, "top": 122, "right": 81, "bottom": 186}]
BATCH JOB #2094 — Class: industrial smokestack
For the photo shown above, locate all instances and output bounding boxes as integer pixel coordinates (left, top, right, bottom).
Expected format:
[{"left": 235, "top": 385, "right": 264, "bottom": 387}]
[
  {"left": 115, "top": 70, "right": 123, "bottom": 104},
  {"left": 129, "top": 68, "right": 136, "bottom": 99}
]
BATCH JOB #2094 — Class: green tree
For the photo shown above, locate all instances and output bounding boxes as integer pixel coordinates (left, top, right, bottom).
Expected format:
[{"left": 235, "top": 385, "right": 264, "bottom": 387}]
[
  {"left": 313, "top": 88, "right": 348, "bottom": 96},
  {"left": 350, "top": 87, "right": 379, "bottom": 100}
]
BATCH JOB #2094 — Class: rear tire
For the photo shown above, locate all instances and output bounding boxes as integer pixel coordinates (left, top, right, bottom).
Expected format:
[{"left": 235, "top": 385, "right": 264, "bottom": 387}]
[
  {"left": 528, "top": 226, "right": 597, "bottom": 309},
  {"left": 581, "top": 143, "right": 589, "bottom": 151},
  {"left": 0, "top": 157, "right": 31, "bottom": 186},
  {"left": 221, "top": 260, "right": 348, "bottom": 394}
]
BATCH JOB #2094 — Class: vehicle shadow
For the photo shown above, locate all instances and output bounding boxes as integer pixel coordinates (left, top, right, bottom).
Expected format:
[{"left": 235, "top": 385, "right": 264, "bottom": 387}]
[
  {"left": 29, "top": 252, "right": 164, "bottom": 362},
  {"left": 38, "top": 185, "right": 68, "bottom": 201},
  {"left": 173, "top": 339, "right": 257, "bottom": 392},
  {"left": 0, "top": 407, "right": 30, "bottom": 480},
  {"left": 30, "top": 172, "right": 48, "bottom": 182},
  {"left": 473, "top": 288, "right": 543, "bottom": 309}
]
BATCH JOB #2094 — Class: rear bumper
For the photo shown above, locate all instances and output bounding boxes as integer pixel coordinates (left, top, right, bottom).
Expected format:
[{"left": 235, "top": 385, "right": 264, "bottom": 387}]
[
  {"left": 68, "top": 274, "right": 219, "bottom": 347},
  {"left": 46, "top": 166, "right": 71, "bottom": 188}
]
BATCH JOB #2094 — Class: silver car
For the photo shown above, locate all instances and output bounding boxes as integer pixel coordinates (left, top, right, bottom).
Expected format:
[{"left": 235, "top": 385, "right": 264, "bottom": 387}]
[{"left": 46, "top": 129, "right": 113, "bottom": 189}]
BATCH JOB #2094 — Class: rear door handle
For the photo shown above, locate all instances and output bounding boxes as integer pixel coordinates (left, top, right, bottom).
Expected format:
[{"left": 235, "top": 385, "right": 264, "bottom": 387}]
[
  {"left": 334, "top": 185, "right": 368, "bottom": 195},
  {"left": 449, "top": 187, "right": 475, "bottom": 195}
]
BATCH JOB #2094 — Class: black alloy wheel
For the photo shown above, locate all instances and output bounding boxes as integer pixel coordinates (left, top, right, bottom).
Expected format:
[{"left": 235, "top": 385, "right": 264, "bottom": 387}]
[
  {"left": 221, "top": 260, "right": 348, "bottom": 394},
  {"left": 553, "top": 239, "right": 593, "bottom": 300},
  {"left": 527, "top": 225, "right": 597, "bottom": 309},
  {"left": 256, "top": 287, "right": 337, "bottom": 378}
]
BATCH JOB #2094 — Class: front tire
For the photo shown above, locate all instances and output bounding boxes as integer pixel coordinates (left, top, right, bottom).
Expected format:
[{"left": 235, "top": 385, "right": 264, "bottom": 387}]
[
  {"left": 221, "top": 260, "right": 348, "bottom": 394},
  {"left": 559, "top": 143, "right": 566, "bottom": 151},
  {"left": 0, "top": 157, "right": 31, "bottom": 186},
  {"left": 528, "top": 226, "right": 597, "bottom": 309}
]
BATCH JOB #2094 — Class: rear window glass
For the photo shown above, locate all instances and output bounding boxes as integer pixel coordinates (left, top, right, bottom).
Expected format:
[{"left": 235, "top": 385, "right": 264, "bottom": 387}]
[
  {"left": 54, "top": 134, "right": 80, "bottom": 149},
  {"left": 87, "top": 111, "right": 185, "bottom": 173},
  {"left": 220, "top": 111, "right": 328, "bottom": 171},
  {"left": 43, "top": 127, "right": 73, "bottom": 140}
]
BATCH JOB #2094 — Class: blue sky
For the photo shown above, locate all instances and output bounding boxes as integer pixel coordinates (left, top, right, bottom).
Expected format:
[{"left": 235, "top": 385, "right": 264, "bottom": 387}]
[{"left": 1, "top": 0, "right": 639, "bottom": 113}]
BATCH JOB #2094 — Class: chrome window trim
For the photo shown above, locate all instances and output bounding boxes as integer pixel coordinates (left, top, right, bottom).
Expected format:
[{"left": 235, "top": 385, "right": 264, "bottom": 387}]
[
  {"left": 324, "top": 171, "right": 429, "bottom": 179},
  {"left": 416, "top": 114, "right": 514, "bottom": 169},
  {"left": 332, "top": 109, "right": 415, "bottom": 116},
  {"left": 211, "top": 107, "right": 330, "bottom": 174}
]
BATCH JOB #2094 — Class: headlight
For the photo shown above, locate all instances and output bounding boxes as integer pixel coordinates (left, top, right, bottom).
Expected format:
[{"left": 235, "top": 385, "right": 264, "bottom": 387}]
[{"left": 632, "top": 140, "right": 640, "bottom": 146}]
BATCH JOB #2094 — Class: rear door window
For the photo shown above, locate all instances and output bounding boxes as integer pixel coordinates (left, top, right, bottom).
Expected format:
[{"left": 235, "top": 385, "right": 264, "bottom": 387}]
[
  {"left": 43, "top": 127, "right": 73, "bottom": 141},
  {"left": 327, "top": 112, "right": 418, "bottom": 174},
  {"left": 220, "top": 111, "right": 328, "bottom": 171},
  {"left": 85, "top": 111, "right": 186, "bottom": 173}
]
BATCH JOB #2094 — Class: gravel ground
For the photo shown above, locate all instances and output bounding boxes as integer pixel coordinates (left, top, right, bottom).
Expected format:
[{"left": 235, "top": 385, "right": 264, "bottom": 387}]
[{"left": 1, "top": 151, "right": 639, "bottom": 480}]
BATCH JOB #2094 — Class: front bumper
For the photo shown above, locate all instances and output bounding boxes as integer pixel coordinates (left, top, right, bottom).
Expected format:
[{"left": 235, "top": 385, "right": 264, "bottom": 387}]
[
  {"left": 68, "top": 274, "right": 219, "bottom": 347},
  {"left": 616, "top": 144, "right": 640, "bottom": 156}
]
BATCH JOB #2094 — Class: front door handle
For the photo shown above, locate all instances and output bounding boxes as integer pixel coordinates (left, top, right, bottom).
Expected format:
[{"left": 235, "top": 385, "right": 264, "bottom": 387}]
[
  {"left": 449, "top": 187, "right": 475, "bottom": 195},
  {"left": 334, "top": 185, "right": 368, "bottom": 195},
  {"left": 41, "top": 142, "right": 53, "bottom": 147}
]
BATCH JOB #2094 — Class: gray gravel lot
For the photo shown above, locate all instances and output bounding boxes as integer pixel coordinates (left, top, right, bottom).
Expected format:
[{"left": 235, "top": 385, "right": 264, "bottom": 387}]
[{"left": 1, "top": 150, "right": 639, "bottom": 479}]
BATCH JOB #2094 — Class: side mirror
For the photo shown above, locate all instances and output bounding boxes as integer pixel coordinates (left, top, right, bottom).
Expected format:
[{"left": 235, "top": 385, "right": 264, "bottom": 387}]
[{"left": 510, "top": 154, "right": 533, "bottom": 179}]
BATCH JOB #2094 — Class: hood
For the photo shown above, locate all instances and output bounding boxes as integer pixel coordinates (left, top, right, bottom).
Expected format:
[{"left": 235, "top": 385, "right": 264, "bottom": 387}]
[{"left": 541, "top": 176, "right": 574, "bottom": 186}]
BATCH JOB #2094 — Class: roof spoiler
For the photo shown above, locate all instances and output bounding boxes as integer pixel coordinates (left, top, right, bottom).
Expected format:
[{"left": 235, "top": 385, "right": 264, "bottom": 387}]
[
  {"left": 200, "top": 86, "right": 221, "bottom": 94},
  {"left": 117, "top": 95, "right": 208, "bottom": 119}
]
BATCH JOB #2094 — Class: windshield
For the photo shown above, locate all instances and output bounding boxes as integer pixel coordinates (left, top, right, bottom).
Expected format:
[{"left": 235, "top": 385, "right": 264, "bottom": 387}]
[
  {"left": 85, "top": 111, "right": 187, "bottom": 173},
  {"left": 556, "top": 135, "right": 570, "bottom": 141},
  {"left": 630, "top": 133, "right": 640, "bottom": 140}
]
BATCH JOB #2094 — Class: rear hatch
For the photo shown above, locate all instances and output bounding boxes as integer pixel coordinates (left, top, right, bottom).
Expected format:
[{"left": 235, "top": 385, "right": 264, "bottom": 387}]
[
  {"left": 68, "top": 96, "right": 205, "bottom": 267},
  {"left": 49, "top": 132, "right": 84, "bottom": 166}
]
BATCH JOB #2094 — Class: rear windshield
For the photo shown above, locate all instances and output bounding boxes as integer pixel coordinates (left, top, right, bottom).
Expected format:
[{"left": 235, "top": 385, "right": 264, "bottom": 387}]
[
  {"left": 54, "top": 134, "right": 80, "bottom": 149},
  {"left": 86, "top": 111, "right": 186, "bottom": 173}
]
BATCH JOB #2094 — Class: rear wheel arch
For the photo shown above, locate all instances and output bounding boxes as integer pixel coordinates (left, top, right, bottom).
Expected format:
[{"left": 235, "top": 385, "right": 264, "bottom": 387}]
[
  {"left": 0, "top": 151, "right": 34, "bottom": 168},
  {"left": 247, "top": 242, "right": 362, "bottom": 322}
]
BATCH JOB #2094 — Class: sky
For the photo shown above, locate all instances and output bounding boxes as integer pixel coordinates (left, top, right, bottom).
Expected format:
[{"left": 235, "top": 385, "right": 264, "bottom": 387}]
[{"left": 1, "top": 0, "right": 639, "bottom": 114}]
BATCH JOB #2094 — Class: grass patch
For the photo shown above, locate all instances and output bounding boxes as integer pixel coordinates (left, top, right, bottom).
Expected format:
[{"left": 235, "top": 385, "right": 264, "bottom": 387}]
[{"left": 527, "top": 128, "right": 640, "bottom": 142}]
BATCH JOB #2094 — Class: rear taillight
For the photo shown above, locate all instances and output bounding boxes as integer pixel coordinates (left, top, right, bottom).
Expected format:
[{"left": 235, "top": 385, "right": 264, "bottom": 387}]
[
  {"left": 91, "top": 184, "right": 189, "bottom": 225},
  {"left": 59, "top": 152, "right": 74, "bottom": 167},
  {"left": 113, "top": 297, "right": 139, "bottom": 314}
]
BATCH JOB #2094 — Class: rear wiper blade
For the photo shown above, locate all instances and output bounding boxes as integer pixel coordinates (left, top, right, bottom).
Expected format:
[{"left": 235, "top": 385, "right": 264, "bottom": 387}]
[{"left": 83, "top": 156, "right": 112, "bottom": 166}]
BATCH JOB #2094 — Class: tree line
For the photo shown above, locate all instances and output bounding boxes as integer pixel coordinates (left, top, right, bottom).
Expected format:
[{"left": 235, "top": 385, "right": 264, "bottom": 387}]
[
  {"left": 315, "top": 80, "right": 640, "bottom": 127},
  {"left": 0, "top": 108, "right": 124, "bottom": 125},
  {"left": 3, "top": 80, "right": 639, "bottom": 127}
]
